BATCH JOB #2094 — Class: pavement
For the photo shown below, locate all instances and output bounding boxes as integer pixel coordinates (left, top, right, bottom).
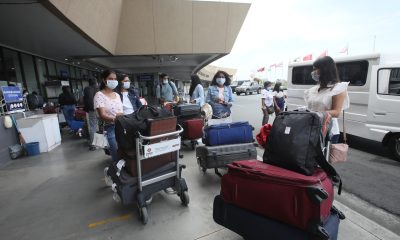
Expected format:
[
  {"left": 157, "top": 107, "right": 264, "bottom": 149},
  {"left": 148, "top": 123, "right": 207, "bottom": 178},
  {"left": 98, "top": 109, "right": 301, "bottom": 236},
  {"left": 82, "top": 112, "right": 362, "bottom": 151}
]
[{"left": 0, "top": 128, "right": 399, "bottom": 239}]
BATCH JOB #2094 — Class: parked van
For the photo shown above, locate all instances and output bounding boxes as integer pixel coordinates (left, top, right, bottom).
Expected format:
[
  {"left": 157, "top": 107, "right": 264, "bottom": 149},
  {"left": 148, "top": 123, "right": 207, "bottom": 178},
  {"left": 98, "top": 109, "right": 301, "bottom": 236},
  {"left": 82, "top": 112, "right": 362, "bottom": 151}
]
[{"left": 286, "top": 53, "right": 400, "bottom": 161}]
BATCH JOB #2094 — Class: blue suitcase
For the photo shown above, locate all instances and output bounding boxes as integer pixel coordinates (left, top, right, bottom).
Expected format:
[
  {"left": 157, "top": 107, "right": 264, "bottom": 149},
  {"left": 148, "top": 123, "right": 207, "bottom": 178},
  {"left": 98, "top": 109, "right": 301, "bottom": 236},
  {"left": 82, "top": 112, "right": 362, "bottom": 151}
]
[
  {"left": 203, "top": 121, "right": 253, "bottom": 146},
  {"left": 213, "top": 195, "right": 344, "bottom": 240}
]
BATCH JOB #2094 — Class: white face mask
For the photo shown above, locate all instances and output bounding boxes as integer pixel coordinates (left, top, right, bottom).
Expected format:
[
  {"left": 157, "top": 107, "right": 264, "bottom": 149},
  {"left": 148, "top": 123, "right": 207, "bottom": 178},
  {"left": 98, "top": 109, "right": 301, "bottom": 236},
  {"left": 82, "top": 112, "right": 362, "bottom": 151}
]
[
  {"left": 163, "top": 79, "right": 168, "bottom": 84},
  {"left": 106, "top": 80, "right": 118, "bottom": 90},
  {"left": 216, "top": 77, "right": 225, "bottom": 85},
  {"left": 123, "top": 82, "right": 131, "bottom": 89},
  {"left": 311, "top": 71, "right": 320, "bottom": 82}
]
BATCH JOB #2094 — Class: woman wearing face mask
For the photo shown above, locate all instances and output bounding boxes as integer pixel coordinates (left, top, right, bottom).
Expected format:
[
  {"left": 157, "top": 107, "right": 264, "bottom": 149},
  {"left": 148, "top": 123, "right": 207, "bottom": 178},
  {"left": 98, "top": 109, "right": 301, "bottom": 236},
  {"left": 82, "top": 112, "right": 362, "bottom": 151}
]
[
  {"left": 272, "top": 82, "right": 287, "bottom": 114},
  {"left": 94, "top": 70, "right": 123, "bottom": 162},
  {"left": 261, "top": 81, "right": 274, "bottom": 125},
  {"left": 189, "top": 74, "right": 205, "bottom": 107},
  {"left": 304, "top": 56, "right": 350, "bottom": 143},
  {"left": 116, "top": 74, "right": 142, "bottom": 115},
  {"left": 206, "top": 70, "right": 234, "bottom": 118}
]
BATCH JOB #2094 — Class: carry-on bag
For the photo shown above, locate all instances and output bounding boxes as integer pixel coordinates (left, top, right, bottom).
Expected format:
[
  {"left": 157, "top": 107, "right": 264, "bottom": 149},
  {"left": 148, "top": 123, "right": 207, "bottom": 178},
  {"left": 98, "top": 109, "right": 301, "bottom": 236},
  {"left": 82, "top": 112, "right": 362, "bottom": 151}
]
[
  {"left": 203, "top": 121, "right": 253, "bottom": 146},
  {"left": 221, "top": 160, "right": 334, "bottom": 237},
  {"left": 174, "top": 103, "right": 201, "bottom": 117},
  {"left": 213, "top": 195, "right": 344, "bottom": 240},
  {"left": 183, "top": 118, "right": 204, "bottom": 140},
  {"left": 196, "top": 143, "right": 257, "bottom": 174}
]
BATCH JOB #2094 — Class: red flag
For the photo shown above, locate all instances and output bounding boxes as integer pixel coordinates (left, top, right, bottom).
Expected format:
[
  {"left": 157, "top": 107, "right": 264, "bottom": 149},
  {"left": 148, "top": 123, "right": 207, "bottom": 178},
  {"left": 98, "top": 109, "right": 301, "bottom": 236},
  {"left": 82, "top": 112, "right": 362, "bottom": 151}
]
[
  {"left": 339, "top": 46, "right": 348, "bottom": 54},
  {"left": 257, "top": 67, "right": 265, "bottom": 72},
  {"left": 318, "top": 50, "right": 328, "bottom": 58},
  {"left": 275, "top": 62, "right": 283, "bottom": 67},
  {"left": 270, "top": 63, "right": 276, "bottom": 68},
  {"left": 303, "top": 54, "right": 312, "bottom": 61}
]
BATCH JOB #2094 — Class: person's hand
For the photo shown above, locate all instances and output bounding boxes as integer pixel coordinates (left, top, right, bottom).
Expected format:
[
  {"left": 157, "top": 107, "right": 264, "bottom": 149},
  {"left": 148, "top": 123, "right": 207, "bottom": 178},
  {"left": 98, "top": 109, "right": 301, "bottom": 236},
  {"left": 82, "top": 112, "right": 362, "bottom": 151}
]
[{"left": 190, "top": 99, "right": 196, "bottom": 104}]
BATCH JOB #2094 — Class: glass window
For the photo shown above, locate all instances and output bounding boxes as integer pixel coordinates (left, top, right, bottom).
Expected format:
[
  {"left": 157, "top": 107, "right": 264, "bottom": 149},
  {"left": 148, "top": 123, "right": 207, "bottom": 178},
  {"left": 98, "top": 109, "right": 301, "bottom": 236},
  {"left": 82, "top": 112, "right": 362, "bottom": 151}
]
[
  {"left": 291, "top": 61, "right": 369, "bottom": 86},
  {"left": 21, "top": 53, "right": 39, "bottom": 94},
  {"left": 378, "top": 68, "right": 400, "bottom": 96},
  {"left": 47, "top": 60, "right": 57, "bottom": 78},
  {"left": 56, "top": 62, "right": 69, "bottom": 79},
  {"left": 2, "top": 48, "right": 23, "bottom": 86},
  {"left": 0, "top": 48, "right": 6, "bottom": 81},
  {"left": 69, "top": 66, "right": 76, "bottom": 79},
  {"left": 35, "top": 57, "right": 48, "bottom": 97}
]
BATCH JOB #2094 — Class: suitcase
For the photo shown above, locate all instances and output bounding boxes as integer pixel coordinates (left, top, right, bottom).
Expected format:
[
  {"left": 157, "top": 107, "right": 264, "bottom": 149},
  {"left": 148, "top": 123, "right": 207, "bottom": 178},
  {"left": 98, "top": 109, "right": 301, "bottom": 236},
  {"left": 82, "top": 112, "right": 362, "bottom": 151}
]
[
  {"left": 213, "top": 195, "right": 343, "bottom": 240},
  {"left": 174, "top": 103, "right": 201, "bottom": 117},
  {"left": 203, "top": 121, "right": 253, "bottom": 146},
  {"left": 221, "top": 160, "right": 334, "bottom": 237},
  {"left": 183, "top": 118, "right": 203, "bottom": 140}
]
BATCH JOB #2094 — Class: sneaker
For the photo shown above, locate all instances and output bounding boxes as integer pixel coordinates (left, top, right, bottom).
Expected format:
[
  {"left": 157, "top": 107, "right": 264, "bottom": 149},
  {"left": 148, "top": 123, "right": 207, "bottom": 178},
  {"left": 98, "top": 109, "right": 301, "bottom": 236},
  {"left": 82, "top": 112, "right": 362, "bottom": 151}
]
[{"left": 104, "top": 167, "right": 113, "bottom": 187}]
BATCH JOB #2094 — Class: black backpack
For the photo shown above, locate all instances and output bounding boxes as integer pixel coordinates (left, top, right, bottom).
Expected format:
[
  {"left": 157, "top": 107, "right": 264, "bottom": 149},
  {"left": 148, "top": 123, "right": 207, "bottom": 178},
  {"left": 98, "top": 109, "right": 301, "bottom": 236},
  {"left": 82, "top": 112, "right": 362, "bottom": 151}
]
[
  {"left": 115, "top": 105, "right": 172, "bottom": 150},
  {"left": 263, "top": 111, "right": 342, "bottom": 193}
]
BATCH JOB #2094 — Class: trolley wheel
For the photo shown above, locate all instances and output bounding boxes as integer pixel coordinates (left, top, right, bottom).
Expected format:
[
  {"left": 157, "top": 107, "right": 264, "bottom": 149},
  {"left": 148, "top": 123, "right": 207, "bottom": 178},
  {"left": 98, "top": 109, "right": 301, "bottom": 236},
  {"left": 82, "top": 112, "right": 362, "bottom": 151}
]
[
  {"left": 201, "top": 167, "right": 207, "bottom": 173},
  {"left": 140, "top": 207, "right": 148, "bottom": 224},
  {"left": 180, "top": 191, "right": 190, "bottom": 206}
]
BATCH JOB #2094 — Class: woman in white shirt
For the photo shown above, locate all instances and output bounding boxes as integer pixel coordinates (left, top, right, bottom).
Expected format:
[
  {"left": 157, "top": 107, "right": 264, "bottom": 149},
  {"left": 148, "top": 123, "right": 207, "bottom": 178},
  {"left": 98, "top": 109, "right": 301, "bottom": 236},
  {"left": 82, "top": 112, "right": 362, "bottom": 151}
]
[
  {"left": 304, "top": 56, "right": 350, "bottom": 143},
  {"left": 261, "top": 81, "right": 274, "bottom": 125},
  {"left": 272, "top": 82, "right": 287, "bottom": 114},
  {"left": 117, "top": 74, "right": 142, "bottom": 115}
]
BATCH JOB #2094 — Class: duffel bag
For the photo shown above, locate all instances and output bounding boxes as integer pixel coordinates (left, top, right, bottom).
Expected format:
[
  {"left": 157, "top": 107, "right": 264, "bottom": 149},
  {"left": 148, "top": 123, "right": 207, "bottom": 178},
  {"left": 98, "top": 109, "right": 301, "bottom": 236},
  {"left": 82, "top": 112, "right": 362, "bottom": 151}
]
[{"left": 203, "top": 121, "right": 253, "bottom": 146}]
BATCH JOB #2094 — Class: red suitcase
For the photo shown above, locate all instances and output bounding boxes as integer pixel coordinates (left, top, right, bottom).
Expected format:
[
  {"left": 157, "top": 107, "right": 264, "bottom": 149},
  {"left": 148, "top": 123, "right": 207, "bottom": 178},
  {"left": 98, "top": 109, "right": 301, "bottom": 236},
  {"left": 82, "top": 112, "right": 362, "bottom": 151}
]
[
  {"left": 183, "top": 118, "right": 203, "bottom": 140},
  {"left": 221, "top": 160, "right": 333, "bottom": 235}
]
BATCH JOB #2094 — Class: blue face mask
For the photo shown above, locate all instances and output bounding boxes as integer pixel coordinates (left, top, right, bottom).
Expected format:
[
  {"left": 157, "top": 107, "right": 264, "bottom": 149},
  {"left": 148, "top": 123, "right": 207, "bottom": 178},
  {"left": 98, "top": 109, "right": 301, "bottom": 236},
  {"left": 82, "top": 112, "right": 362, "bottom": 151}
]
[
  {"left": 216, "top": 78, "right": 225, "bottom": 85},
  {"left": 106, "top": 80, "right": 118, "bottom": 90},
  {"left": 311, "top": 71, "right": 320, "bottom": 82}
]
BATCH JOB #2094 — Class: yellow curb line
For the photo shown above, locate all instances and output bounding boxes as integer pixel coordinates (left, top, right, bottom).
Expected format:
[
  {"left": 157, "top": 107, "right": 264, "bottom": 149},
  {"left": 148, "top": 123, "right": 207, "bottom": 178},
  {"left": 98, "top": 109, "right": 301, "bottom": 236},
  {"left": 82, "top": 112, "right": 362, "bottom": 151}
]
[{"left": 88, "top": 214, "right": 132, "bottom": 228}]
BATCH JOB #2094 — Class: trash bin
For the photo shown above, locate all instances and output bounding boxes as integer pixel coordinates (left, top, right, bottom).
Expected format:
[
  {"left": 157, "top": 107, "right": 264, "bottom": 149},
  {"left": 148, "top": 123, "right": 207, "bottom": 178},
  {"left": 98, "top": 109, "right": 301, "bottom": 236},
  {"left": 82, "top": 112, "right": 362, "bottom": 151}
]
[{"left": 24, "top": 142, "right": 40, "bottom": 156}]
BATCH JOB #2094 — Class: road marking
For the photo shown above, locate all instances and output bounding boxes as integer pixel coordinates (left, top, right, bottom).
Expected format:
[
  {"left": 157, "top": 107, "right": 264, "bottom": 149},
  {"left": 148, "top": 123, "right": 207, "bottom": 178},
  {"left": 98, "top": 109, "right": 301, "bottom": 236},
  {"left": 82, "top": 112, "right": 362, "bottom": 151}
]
[{"left": 88, "top": 214, "right": 132, "bottom": 228}]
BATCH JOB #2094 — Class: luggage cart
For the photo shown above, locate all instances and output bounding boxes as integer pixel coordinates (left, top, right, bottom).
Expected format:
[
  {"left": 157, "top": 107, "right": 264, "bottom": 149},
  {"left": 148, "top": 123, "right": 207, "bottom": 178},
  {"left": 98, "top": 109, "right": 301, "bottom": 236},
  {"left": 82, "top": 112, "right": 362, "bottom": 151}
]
[{"left": 135, "top": 125, "right": 189, "bottom": 224}]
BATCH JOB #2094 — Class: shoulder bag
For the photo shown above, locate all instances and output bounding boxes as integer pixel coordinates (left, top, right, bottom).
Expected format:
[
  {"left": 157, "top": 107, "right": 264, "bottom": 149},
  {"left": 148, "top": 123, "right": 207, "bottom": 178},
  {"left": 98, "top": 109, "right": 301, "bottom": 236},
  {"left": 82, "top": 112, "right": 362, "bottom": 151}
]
[{"left": 329, "top": 111, "right": 349, "bottom": 164}]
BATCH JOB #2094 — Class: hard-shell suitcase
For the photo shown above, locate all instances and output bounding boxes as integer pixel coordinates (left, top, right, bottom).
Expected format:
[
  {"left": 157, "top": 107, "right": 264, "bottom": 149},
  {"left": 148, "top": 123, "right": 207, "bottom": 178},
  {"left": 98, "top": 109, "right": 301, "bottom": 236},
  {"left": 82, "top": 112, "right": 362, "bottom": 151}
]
[
  {"left": 174, "top": 103, "right": 201, "bottom": 117},
  {"left": 213, "top": 195, "right": 344, "bottom": 240},
  {"left": 196, "top": 143, "right": 257, "bottom": 176},
  {"left": 221, "top": 160, "right": 334, "bottom": 237},
  {"left": 203, "top": 121, "right": 253, "bottom": 146},
  {"left": 183, "top": 118, "right": 203, "bottom": 140}
]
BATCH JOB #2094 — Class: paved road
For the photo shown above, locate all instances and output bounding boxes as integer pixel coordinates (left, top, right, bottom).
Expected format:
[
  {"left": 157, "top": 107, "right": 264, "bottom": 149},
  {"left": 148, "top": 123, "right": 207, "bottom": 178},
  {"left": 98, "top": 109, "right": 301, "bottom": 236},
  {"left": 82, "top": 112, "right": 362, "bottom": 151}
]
[{"left": 230, "top": 94, "right": 400, "bottom": 233}]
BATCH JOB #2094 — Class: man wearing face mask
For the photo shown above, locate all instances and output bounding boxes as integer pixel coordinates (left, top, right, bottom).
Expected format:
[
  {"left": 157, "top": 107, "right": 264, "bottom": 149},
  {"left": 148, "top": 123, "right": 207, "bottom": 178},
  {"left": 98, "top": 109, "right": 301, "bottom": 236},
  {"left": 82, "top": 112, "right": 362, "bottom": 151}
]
[
  {"left": 156, "top": 73, "right": 178, "bottom": 104},
  {"left": 206, "top": 70, "right": 234, "bottom": 118},
  {"left": 117, "top": 74, "right": 142, "bottom": 115},
  {"left": 84, "top": 77, "right": 99, "bottom": 151}
]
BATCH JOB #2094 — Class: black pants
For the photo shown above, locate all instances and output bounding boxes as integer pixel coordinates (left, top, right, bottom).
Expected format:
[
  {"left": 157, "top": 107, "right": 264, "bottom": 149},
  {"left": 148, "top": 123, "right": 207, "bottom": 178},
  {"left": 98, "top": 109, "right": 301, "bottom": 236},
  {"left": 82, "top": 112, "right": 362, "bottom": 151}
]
[{"left": 262, "top": 108, "right": 270, "bottom": 125}]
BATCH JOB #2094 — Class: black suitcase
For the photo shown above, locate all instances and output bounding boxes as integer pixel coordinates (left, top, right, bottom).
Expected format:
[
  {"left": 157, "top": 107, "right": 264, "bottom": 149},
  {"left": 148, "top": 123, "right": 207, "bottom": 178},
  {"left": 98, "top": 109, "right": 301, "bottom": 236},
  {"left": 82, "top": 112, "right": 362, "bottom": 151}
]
[
  {"left": 213, "top": 195, "right": 344, "bottom": 240},
  {"left": 196, "top": 143, "right": 257, "bottom": 176},
  {"left": 174, "top": 103, "right": 201, "bottom": 117}
]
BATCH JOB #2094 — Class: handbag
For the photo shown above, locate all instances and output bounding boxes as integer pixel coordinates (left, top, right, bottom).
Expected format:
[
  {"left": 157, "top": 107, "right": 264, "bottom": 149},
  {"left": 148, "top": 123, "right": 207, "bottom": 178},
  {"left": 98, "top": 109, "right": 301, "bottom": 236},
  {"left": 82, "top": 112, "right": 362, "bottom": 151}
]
[
  {"left": 92, "top": 132, "right": 109, "bottom": 149},
  {"left": 267, "top": 105, "right": 275, "bottom": 114},
  {"left": 329, "top": 111, "right": 349, "bottom": 163}
]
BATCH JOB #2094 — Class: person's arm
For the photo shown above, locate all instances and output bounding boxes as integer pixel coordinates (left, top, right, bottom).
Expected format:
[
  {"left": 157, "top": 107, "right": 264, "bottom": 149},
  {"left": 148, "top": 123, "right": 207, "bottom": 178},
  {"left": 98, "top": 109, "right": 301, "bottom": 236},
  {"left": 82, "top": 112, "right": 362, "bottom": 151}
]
[
  {"left": 171, "top": 82, "right": 178, "bottom": 96},
  {"left": 206, "top": 87, "right": 212, "bottom": 104},
  {"left": 328, "top": 91, "right": 347, "bottom": 117},
  {"left": 261, "top": 90, "right": 266, "bottom": 109},
  {"left": 156, "top": 85, "right": 161, "bottom": 99},
  {"left": 96, "top": 107, "right": 116, "bottom": 123},
  {"left": 225, "top": 86, "right": 233, "bottom": 106}
]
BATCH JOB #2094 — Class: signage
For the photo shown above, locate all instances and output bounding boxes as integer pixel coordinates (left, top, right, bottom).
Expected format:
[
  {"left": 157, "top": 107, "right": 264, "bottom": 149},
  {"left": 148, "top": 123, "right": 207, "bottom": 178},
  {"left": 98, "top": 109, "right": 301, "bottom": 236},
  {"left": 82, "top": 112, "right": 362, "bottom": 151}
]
[
  {"left": 138, "top": 74, "right": 154, "bottom": 81},
  {"left": 1, "top": 86, "right": 25, "bottom": 112},
  {"left": 143, "top": 138, "right": 181, "bottom": 158}
]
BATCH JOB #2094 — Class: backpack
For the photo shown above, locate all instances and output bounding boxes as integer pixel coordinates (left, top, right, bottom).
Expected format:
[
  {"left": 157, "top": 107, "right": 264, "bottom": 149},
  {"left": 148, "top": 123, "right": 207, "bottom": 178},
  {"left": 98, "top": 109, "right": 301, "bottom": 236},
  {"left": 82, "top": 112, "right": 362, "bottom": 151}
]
[{"left": 263, "top": 111, "right": 342, "bottom": 193}]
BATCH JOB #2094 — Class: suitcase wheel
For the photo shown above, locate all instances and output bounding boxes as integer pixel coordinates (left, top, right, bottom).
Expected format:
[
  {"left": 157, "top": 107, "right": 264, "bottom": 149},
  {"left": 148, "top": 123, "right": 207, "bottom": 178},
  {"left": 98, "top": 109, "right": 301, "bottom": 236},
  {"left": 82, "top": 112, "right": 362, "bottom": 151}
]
[
  {"left": 180, "top": 191, "right": 190, "bottom": 206},
  {"left": 139, "top": 207, "right": 148, "bottom": 224}
]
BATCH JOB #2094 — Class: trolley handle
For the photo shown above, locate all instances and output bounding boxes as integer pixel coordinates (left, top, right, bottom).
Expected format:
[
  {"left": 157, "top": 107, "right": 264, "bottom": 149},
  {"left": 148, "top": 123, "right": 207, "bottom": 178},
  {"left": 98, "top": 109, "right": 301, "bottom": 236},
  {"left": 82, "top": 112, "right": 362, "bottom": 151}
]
[{"left": 138, "top": 125, "right": 183, "bottom": 140}]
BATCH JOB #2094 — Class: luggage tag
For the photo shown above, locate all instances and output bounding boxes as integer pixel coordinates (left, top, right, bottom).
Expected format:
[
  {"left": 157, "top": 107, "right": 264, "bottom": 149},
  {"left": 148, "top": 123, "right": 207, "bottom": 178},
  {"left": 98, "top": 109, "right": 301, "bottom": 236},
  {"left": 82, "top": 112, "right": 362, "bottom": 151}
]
[{"left": 284, "top": 126, "right": 291, "bottom": 134}]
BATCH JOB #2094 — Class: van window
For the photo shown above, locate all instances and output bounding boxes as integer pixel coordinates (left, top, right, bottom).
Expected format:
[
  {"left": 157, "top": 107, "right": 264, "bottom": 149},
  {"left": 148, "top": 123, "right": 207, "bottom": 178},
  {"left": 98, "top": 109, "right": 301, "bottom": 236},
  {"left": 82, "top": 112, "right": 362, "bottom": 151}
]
[
  {"left": 291, "top": 60, "right": 369, "bottom": 86},
  {"left": 377, "top": 68, "right": 400, "bottom": 96}
]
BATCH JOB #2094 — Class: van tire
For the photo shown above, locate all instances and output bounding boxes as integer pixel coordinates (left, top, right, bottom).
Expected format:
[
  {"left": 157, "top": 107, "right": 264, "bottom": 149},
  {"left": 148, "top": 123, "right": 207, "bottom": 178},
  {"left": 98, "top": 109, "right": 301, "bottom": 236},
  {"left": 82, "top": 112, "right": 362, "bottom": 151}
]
[{"left": 389, "top": 134, "right": 400, "bottom": 162}]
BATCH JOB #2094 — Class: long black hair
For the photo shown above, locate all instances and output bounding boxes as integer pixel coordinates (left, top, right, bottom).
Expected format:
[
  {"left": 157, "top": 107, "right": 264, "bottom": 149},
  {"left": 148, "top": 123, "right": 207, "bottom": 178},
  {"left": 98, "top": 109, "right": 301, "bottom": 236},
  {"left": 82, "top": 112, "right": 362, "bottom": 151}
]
[
  {"left": 210, "top": 70, "right": 231, "bottom": 86},
  {"left": 99, "top": 69, "right": 117, "bottom": 90},
  {"left": 313, "top": 56, "right": 340, "bottom": 91},
  {"left": 273, "top": 82, "right": 282, "bottom": 92},
  {"left": 61, "top": 86, "right": 75, "bottom": 99},
  {"left": 189, "top": 74, "right": 202, "bottom": 96}
]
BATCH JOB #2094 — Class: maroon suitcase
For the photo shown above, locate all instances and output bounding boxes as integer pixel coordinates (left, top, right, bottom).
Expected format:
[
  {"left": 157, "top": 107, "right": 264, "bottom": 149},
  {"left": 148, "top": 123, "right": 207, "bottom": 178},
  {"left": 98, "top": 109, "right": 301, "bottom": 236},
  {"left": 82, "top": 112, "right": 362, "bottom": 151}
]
[
  {"left": 183, "top": 118, "right": 203, "bottom": 140},
  {"left": 221, "top": 160, "right": 333, "bottom": 235}
]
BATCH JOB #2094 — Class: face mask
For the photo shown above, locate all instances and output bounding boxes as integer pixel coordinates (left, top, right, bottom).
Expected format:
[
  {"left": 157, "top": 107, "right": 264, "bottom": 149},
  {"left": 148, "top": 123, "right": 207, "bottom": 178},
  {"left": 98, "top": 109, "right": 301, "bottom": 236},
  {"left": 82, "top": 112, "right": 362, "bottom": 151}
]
[
  {"left": 311, "top": 71, "right": 320, "bottom": 82},
  {"left": 216, "top": 78, "right": 225, "bottom": 85},
  {"left": 106, "top": 80, "right": 118, "bottom": 90},
  {"left": 163, "top": 80, "right": 168, "bottom": 84},
  {"left": 123, "top": 82, "right": 131, "bottom": 89}
]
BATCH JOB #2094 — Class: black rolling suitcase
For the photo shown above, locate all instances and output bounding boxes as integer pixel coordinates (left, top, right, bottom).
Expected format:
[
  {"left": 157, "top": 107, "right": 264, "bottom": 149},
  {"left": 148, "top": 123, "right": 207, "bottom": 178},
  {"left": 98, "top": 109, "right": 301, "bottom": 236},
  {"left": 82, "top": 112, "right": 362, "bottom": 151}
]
[
  {"left": 213, "top": 195, "right": 344, "bottom": 240},
  {"left": 196, "top": 142, "right": 257, "bottom": 176},
  {"left": 174, "top": 103, "right": 201, "bottom": 117}
]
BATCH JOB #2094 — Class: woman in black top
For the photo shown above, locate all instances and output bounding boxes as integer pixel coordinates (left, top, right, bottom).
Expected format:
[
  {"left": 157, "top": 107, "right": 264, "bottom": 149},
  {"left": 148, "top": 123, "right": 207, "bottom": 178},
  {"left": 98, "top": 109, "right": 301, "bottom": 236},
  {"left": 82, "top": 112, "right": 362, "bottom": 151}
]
[{"left": 58, "top": 86, "right": 77, "bottom": 128}]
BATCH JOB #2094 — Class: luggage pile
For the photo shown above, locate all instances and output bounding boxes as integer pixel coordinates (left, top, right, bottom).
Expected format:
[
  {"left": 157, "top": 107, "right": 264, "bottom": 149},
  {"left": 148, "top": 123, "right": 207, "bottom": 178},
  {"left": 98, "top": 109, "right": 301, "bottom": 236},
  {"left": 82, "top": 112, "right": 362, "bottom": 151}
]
[
  {"left": 196, "top": 120, "right": 256, "bottom": 176},
  {"left": 173, "top": 103, "right": 204, "bottom": 150},
  {"left": 105, "top": 106, "right": 189, "bottom": 224},
  {"left": 213, "top": 111, "right": 345, "bottom": 240}
]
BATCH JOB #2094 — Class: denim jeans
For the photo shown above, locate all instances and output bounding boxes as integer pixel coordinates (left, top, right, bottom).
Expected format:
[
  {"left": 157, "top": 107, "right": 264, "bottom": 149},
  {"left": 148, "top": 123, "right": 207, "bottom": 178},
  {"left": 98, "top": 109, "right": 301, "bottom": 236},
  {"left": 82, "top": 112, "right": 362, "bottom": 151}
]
[
  {"left": 262, "top": 108, "right": 270, "bottom": 125},
  {"left": 62, "top": 105, "right": 76, "bottom": 127},
  {"left": 86, "top": 111, "right": 98, "bottom": 146},
  {"left": 104, "top": 125, "right": 118, "bottom": 162}
]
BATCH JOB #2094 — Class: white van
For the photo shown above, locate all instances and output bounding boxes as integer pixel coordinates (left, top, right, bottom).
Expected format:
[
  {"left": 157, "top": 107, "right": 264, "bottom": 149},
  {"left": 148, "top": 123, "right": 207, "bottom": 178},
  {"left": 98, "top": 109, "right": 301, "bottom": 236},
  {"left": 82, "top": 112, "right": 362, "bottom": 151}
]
[{"left": 286, "top": 53, "right": 400, "bottom": 161}]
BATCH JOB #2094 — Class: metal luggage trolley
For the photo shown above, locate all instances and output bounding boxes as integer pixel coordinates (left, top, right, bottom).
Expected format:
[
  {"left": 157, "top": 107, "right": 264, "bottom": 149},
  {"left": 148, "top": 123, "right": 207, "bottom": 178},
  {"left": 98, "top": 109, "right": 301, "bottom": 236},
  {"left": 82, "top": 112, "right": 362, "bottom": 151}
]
[{"left": 135, "top": 124, "right": 189, "bottom": 224}]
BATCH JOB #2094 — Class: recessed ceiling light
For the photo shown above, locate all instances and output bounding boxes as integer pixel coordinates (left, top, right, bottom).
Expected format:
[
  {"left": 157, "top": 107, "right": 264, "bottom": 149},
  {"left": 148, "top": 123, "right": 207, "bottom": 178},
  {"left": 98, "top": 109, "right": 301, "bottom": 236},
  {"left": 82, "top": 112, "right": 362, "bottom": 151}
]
[{"left": 65, "top": 58, "right": 68, "bottom": 61}]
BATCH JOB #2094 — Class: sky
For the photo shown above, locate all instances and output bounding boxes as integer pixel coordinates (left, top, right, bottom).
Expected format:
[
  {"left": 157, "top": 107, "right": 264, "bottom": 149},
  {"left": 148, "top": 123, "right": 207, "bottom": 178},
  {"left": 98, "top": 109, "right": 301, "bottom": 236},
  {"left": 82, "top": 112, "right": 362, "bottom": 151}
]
[{"left": 211, "top": 0, "right": 400, "bottom": 80}]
